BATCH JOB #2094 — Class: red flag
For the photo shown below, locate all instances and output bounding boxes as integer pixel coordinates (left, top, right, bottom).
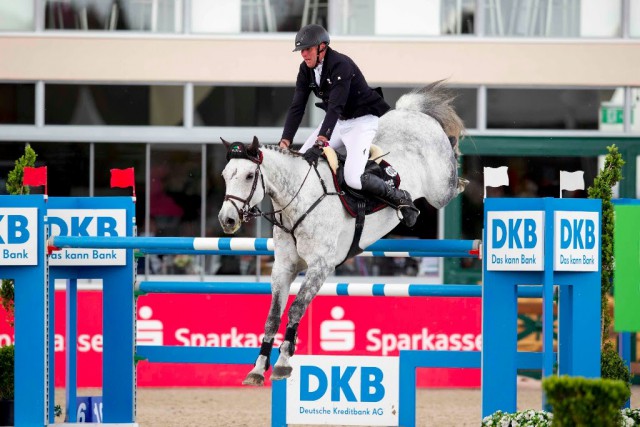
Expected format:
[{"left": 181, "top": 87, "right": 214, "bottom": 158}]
[
  {"left": 110, "top": 168, "right": 135, "bottom": 189},
  {"left": 23, "top": 166, "right": 47, "bottom": 186}
]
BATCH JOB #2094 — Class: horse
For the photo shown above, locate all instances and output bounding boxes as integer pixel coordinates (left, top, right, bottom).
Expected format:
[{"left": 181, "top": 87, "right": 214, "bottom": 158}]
[{"left": 218, "top": 81, "right": 466, "bottom": 386}]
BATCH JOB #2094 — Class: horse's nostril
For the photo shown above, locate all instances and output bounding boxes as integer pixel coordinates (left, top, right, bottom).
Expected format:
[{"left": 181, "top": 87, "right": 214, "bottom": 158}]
[{"left": 226, "top": 218, "right": 236, "bottom": 226}]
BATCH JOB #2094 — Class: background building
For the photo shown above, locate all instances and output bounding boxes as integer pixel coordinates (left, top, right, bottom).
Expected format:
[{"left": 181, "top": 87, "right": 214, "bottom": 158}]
[{"left": 1, "top": 0, "right": 639, "bottom": 282}]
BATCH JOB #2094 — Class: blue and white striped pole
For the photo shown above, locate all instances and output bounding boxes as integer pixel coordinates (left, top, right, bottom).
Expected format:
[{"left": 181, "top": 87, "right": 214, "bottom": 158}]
[
  {"left": 136, "top": 281, "right": 542, "bottom": 298},
  {"left": 49, "top": 236, "right": 481, "bottom": 258}
]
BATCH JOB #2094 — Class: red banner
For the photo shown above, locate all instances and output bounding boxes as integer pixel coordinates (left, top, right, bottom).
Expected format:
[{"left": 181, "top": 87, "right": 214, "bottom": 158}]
[{"left": 0, "top": 291, "right": 481, "bottom": 388}]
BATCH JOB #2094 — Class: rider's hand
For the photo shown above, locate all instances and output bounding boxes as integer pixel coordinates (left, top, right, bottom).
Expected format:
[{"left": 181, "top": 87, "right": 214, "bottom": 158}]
[
  {"left": 315, "top": 136, "right": 329, "bottom": 148},
  {"left": 278, "top": 139, "right": 291, "bottom": 149},
  {"left": 303, "top": 144, "right": 324, "bottom": 165}
]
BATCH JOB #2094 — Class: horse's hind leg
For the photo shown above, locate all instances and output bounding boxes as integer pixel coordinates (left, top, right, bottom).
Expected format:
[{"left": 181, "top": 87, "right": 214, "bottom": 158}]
[
  {"left": 271, "top": 257, "right": 334, "bottom": 380},
  {"left": 243, "top": 239, "right": 300, "bottom": 386}
]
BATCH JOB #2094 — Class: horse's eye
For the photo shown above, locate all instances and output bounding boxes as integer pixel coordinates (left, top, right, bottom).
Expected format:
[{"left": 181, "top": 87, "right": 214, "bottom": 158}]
[{"left": 246, "top": 173, "right": 254, "bottom": 180}]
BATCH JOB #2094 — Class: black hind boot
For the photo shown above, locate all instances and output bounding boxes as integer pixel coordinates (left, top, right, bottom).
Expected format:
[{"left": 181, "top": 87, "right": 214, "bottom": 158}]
[{"left": 360, "top": 172, "right": 420, "bottom": 227}]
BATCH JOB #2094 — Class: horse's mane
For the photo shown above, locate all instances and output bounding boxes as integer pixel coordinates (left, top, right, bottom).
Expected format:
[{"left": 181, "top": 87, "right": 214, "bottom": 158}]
[
  {"left": 395, "top": 80, "right": 465, "bottom": 149},
  {"left": 261, "top": 144, "right": 300, "bottom": 157}
]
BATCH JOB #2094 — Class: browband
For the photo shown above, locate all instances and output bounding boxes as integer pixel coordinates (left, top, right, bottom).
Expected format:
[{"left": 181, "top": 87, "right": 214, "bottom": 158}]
[{"left": 226, "top": 142, "right": 263, "bottom": 164}]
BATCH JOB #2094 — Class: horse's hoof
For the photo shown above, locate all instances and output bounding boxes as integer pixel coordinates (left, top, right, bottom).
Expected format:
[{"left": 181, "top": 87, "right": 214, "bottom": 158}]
[
  {"left": 242, "top": 373, "right": 265, "bottom": 386},
  {"left": 270, "top": 366, "right": 293, "bottom": 381}
]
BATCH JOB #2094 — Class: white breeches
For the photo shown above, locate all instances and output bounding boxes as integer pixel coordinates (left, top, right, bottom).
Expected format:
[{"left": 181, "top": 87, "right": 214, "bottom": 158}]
[{"left": 299, "top": 114, "right": 379, "bottom": 190}]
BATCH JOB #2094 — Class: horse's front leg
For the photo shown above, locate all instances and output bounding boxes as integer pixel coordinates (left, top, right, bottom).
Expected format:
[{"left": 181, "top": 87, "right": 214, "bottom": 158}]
[
  {"left": 271, "top": 256, "right": 334, "bottom": 380},
  {"left": 243, "top": 236, "right": 301, "bottom": 386}
]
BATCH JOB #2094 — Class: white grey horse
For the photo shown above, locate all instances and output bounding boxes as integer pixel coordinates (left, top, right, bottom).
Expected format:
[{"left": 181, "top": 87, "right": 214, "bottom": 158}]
[{"left": 218, "top": 81, "right": 466, "bottom": 386}]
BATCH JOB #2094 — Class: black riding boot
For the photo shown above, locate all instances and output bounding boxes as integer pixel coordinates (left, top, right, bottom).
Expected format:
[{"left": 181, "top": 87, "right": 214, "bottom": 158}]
[{"left": 360, "top": 172, "right": 419, "bottom": 227}]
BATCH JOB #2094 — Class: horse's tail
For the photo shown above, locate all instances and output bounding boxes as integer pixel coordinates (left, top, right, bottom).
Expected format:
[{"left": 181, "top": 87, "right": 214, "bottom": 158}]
[{"left": 395, "top": 80, "right": 465, "bottom": 157}]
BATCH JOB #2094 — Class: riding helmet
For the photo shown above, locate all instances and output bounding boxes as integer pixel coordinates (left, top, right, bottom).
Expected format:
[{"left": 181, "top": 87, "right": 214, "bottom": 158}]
[{"left": 293, "top": 24, "right": 330, "bottom": 52}]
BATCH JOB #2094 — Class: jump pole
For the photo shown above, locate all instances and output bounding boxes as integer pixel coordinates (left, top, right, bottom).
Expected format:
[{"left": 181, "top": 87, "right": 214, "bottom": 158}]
[{"left": 49, "top": 236, "right": 480, "bottom": 258}]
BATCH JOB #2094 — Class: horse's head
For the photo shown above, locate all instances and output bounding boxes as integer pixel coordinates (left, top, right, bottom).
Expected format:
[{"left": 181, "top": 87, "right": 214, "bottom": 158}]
[{"left": 218, "top": 136, "right": 265, "bottom": 234}]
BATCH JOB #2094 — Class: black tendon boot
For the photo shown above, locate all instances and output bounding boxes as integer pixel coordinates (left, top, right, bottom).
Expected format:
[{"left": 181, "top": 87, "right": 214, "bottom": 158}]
[
  {"left": 259, "top": 338, "right": 275, "bottom": 370},
  {"left": 360, "top": 172, "right": 420, "bottom": 227},
  {"left": 284, "top": 324, "right": 298, "bottom": 356}
]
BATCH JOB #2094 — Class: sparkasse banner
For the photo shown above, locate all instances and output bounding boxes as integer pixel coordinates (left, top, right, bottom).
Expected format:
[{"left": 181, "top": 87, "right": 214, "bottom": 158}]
[{"left": 0, "top": 291, "right": 481, "bottom": 388}]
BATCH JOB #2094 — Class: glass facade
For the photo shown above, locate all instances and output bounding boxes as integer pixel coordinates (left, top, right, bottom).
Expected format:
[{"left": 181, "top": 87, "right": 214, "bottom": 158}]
[
  {"left": 0, "top": 1, "right": 624, "bottom": 37},
  {"left": 0, "top": 1, "right": 638, "bottom": 280}
]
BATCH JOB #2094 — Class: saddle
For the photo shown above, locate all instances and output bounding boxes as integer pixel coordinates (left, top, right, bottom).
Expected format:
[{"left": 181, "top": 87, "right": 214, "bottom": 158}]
[
  {"left": 321, "top": 145, "right": 402, "bottom": 264},
  {"left": 323, "top": 146, "right": 401, "bottom": 218}
]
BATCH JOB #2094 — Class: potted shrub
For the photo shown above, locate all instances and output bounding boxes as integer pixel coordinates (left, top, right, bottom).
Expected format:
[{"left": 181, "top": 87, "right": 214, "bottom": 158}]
[
  {"left": 588, "top": 146, "right": 632, "bottom": 388},
  {"left": 542, "top": 375, "right": 630, "bottom": 427}
]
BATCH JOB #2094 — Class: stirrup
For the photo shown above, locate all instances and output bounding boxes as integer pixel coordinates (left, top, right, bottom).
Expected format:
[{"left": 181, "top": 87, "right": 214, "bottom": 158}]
[{"left": 396, "top": 204, "right": 420, "bottom": 221}]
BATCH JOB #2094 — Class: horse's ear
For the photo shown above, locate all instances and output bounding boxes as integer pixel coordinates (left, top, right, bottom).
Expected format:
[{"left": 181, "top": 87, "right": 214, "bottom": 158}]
[
  {"left": 248, "top": 136, "right": 260, "bottom": 154},
  {"left": 220, "top": 138, "right": 231, "bottom": 149}
]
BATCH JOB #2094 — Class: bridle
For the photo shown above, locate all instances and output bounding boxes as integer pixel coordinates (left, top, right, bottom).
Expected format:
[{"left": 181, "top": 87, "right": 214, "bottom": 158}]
[
  {"left": 223, "top": 144, "right": 342, "bottom": 238},
  {"left": 223, "top": 160, "right": 265, "bottom": 224}
]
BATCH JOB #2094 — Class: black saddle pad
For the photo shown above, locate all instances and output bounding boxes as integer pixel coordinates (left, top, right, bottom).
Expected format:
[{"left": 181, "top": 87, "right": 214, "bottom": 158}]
[{"left": 330, "top": 154, "right": 402, "bottom": 219}]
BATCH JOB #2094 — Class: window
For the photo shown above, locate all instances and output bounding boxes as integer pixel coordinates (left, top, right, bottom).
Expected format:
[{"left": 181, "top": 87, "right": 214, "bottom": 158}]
[
  {"left": 45, "top": 0, "right": 182, "bottom": 32},
  {"left": 194, "top": 86, "right": 305, "bottom": 128},
  {"left": 0, "top": 1, "right": 34, "bottom": 31},
  {"left": 45, "top": 84, "right": 183, "bottom": 126},
  {"left": 487, "top": 88, "right": 620, "bottom": 130},
  {"left": 484, "top": 0, "right": 622, "bottom": 37},
  {"left": 631, "top": 0, "right": 640, "bottom": 37},
  {"left": 0, "top": 84, "right": 35, "bottom": 124}
]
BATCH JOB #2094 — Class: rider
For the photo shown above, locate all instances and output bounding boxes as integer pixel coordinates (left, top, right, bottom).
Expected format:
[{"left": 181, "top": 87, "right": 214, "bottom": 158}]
[{"left": 278, "top": 24, "right": 419, "bottom": 228}]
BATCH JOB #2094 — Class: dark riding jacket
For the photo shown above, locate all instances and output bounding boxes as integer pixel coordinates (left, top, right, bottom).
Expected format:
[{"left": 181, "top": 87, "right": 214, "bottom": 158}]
[{"left": 281, "top": 47, "right": 390, "bottom": 142}]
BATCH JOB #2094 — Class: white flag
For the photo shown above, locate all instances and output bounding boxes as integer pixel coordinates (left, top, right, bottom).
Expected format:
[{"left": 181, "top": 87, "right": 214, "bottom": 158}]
[
  {"left": 483, "top": 166, "right": 509, "bottom": 198},
  {"left": 560, "top": 170, "right": 585, "bottom": 197}
]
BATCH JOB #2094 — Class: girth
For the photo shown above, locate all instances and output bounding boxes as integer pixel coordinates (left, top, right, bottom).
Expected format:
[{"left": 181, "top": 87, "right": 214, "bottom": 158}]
[{"left": 330, "top": 153, "right": 401, "bottom": 267}]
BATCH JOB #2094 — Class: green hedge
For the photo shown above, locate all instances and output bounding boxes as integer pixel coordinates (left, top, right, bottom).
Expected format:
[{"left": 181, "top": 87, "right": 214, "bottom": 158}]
[
  {"left": 0, "top": 344, "right": 14, "bottom": 400},
  {"left": 542, "top": 375, "right": 630, "bottom": 427}
]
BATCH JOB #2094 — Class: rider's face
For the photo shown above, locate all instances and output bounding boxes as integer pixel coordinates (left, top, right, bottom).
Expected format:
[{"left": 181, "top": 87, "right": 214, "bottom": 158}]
[
  {"left": 300, "top": 46, "right": 318, "bottom": 68},
  {"left": 300, "top": 43, "right": 325, "bottom": 68}
]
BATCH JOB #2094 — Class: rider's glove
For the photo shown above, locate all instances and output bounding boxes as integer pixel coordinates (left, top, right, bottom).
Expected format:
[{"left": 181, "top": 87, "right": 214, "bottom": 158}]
[
  {"left": 314, "top": 138, "right": 328, "bottom": 148},
  {"left": 303, "top": 144, "right": 324, "bottom": 165}
]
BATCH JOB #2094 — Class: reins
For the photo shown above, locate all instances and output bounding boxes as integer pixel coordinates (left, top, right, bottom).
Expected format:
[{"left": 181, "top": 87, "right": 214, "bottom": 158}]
[
  {"left": 245, "top": 161, "right": 343, "bottom": 237},
  {"left": 223, "top": 161, "right": 265, "bottom": 223}
]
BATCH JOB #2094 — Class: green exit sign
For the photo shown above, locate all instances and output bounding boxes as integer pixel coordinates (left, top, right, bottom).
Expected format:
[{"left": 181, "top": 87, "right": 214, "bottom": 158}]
[{"left": 601, "top": 106, "right": 624, "bottom": 124}]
